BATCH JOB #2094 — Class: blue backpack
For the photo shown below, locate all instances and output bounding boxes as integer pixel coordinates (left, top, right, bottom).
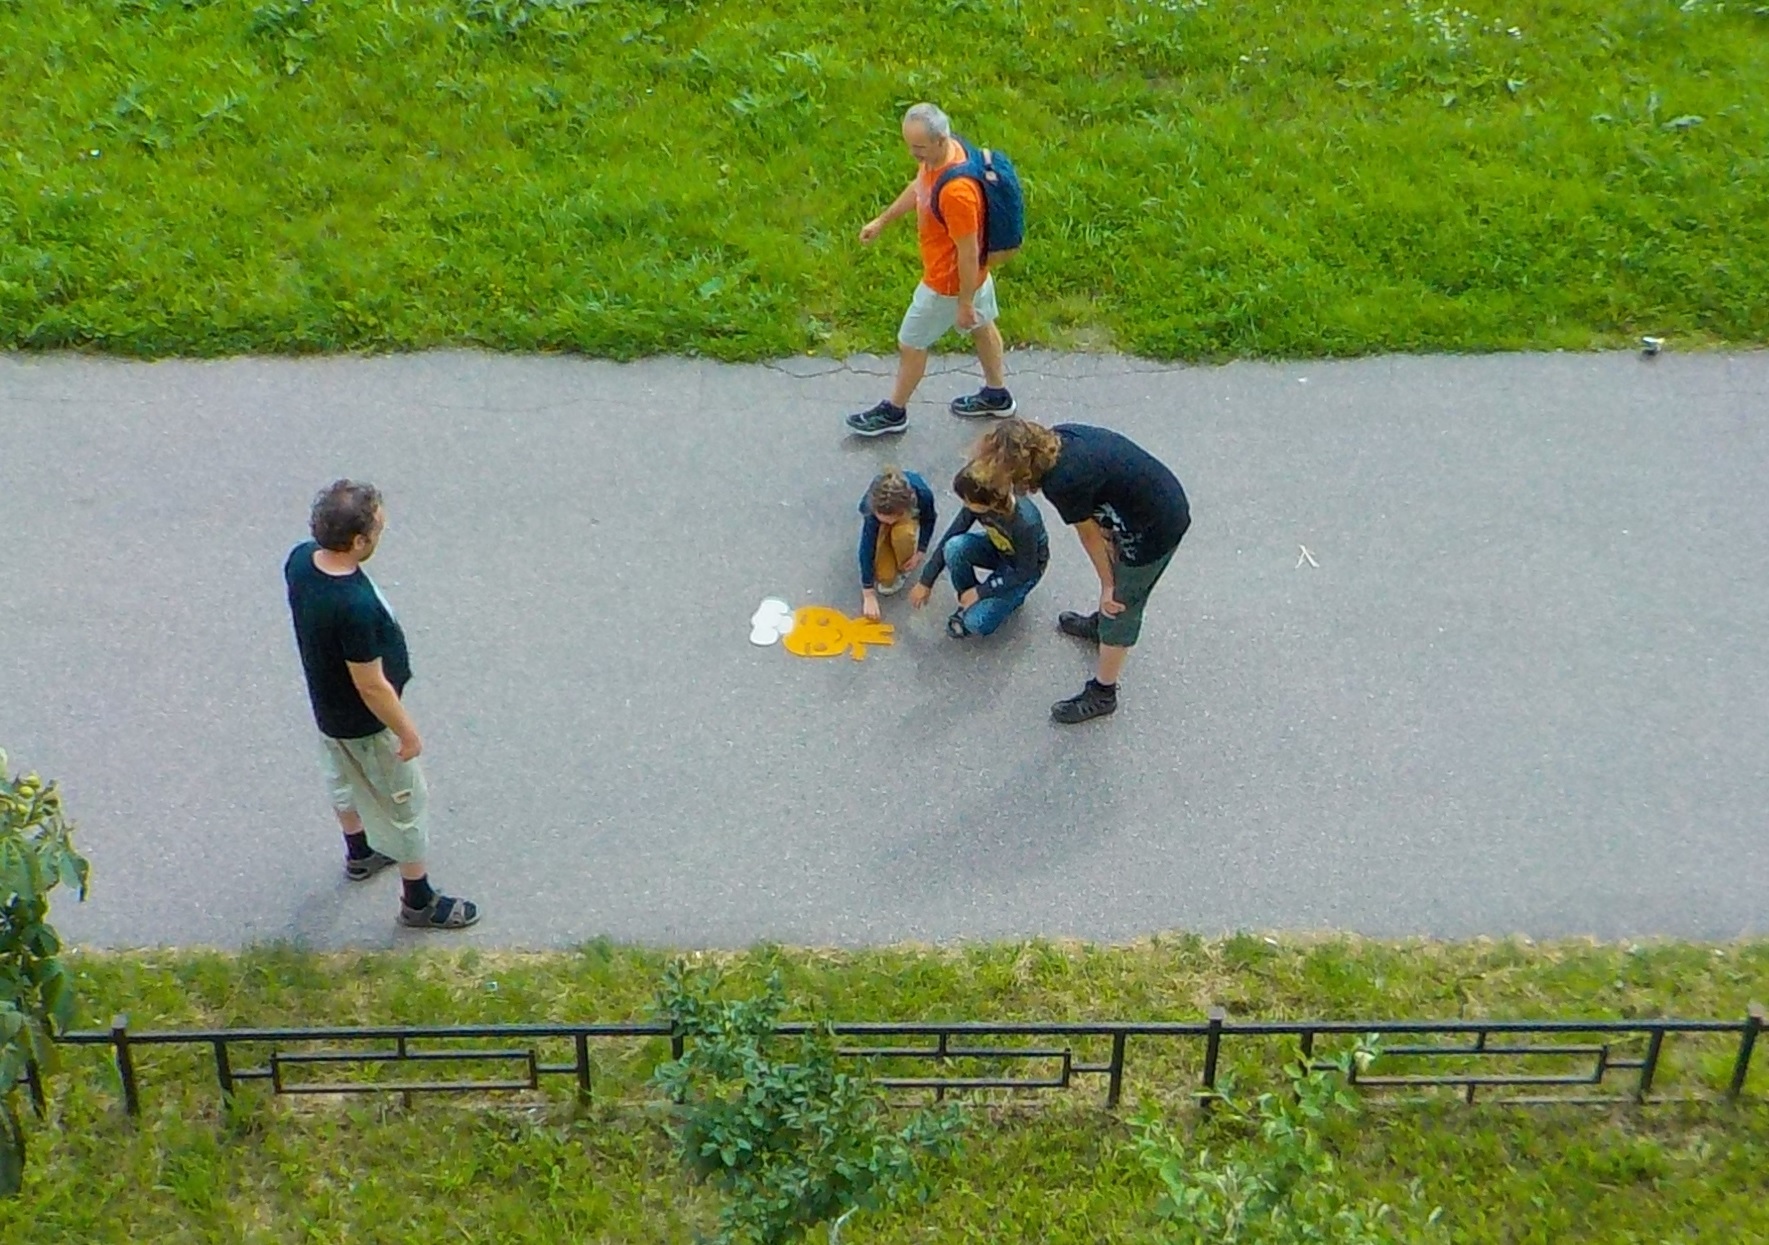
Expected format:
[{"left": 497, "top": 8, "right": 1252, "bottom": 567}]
[{"left": 931, "top": 138, "right": 1024, "bottom": 265}]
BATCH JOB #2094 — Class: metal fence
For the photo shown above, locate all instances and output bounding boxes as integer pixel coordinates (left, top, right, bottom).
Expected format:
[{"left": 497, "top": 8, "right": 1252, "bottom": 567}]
[{"left": 42, "top": 1002, "right": 1764, "bottom": 1118}]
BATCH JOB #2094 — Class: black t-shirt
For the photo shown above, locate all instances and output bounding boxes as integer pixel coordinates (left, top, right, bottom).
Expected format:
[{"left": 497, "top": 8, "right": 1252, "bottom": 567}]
[
  {"left": 1040, "top": 424, "right": 1190, "bottom": 565},
  {"left": 284, "top": 541, "right": 412, "bottom": 740}
]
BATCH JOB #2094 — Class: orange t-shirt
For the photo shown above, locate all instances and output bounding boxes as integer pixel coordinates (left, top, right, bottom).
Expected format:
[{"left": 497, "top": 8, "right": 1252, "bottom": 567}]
[{"left": 916, "top": 144, "right": 986, "bottom": 297}]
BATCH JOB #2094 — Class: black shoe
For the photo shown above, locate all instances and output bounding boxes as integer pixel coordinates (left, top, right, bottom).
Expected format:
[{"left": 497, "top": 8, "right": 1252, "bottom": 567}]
[
  {"left": 946, "top": 610, "right": 970, "bottom": 639},
  {"left": 846, "top": 400, "right": 908, "bottom": 437},
  {"left": 1052, "top": 680, "right": 1118, "bottom": 725},
  {"left": 949, "top": 389, "right": 1017, "bottom": 418},
  {"left": 1058, "top": 610, "right": 1100, "bottom": 643}
]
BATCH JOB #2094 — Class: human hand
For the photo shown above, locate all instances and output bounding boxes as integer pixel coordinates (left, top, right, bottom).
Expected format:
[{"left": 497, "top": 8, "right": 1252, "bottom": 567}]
[
  {"left": 859, "top": 218, "right": 885, "bottom": 244},
  {"left": 1100, "top": 591, "right": 1126, "bottom": 618},
  {"left": 956, "top": 301, "right": 979, "bottom": 331},
  {"left": 903, "top": 550, "right": 925, "bottom": 573},
  {"left": 861, "top": 592, "right": 881, "bottom": 621},
  {"left": 909, "top": 584, "right": 931, "bottom": 609},
  {"left": 395, "top": 730, "right": 424, "bottom": 761}
]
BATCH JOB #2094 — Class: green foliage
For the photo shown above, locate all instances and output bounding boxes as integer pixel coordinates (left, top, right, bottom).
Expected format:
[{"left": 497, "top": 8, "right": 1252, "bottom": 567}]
[
  {"left": 0, "top": 751, "right": 89, "bottom": 1197},
  {"left": 1134, "top": 1043, "right": 1446, "bottom": 1244},
  {"left": 652, "top": 962, "right": 964, "bottom": 1244},
  {"left": 0, "top": 941, "right": 1767, "bottom": 1238},
  {"left": 0, "top": 0, "right": 1765, "bottom": 357}
]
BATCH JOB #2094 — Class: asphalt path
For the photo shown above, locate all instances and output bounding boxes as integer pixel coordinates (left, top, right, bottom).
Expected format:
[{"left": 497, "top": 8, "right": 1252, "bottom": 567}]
[{"left": 2, "top": 348, "right": 1766, "bottom": 949}]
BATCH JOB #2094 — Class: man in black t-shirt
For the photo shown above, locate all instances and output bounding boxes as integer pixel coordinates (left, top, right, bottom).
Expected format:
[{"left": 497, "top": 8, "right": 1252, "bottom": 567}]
[
  {"left": 977, "top": 419, "right": 1190, "bottom": 723},
  {"left": 285, "top": 480, "right": 479, "bottom": 929}
]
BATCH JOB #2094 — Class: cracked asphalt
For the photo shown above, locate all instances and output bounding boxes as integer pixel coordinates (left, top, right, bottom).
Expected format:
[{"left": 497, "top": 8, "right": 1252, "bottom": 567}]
[{"left": 2, "top": 348, "right": 1767, "bottom": 949}]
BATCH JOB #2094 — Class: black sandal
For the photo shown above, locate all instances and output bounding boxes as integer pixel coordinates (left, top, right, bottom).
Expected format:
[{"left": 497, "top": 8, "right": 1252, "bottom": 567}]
[
  {"left": 345, "top": 850, "right": 397, "bottom": 882},
  {"left": 399, "top": 894, "right": 481, "bottom": 929}
]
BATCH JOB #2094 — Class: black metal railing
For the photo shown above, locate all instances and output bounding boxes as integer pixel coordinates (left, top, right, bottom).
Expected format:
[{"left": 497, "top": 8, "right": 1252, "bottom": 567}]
[{"left": 48, "top": 1003, "right": 1766, "bottom": 1118}]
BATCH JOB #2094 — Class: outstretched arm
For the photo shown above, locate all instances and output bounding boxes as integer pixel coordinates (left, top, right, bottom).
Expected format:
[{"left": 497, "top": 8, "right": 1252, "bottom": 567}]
[
  {"left": 857, "top": 514, "right": 883, "bottom": 619},
  {"left": 860, "top": 180, "right": 918, "bottom": 242},
  {"left": 911, "top": 510, "right": 978, "bottom": 607}
]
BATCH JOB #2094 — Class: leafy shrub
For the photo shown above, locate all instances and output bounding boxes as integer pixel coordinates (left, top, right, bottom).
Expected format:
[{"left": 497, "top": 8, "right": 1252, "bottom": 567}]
[
  {"left": 653, "top": 962, "right": 964, "bottom": 1244},
  {"left": 0, "top": 750, "right": 90, "bottom": 1197},
  {"left": 1133, "top": 1044, "right": 1446, "bottom": 1244}
]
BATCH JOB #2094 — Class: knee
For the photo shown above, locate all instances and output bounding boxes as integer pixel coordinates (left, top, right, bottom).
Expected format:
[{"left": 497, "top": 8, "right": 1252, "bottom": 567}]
[
  {"left": 961, "top": 600, "right": 1005, "bottom": 636},
  {"left": 943, "top": 535, "right": 971, "bottom": 562}
]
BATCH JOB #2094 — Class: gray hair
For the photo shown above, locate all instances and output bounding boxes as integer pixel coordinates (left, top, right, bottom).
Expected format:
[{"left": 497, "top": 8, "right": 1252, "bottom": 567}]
[{"left": 903, "top": 102, "right": 951, "bottom": 140}]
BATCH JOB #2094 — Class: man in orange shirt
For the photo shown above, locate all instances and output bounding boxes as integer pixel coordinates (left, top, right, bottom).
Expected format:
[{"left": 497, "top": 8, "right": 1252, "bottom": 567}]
[{"left": 846, "top": 103, "right": 1016, "bottom": 437}]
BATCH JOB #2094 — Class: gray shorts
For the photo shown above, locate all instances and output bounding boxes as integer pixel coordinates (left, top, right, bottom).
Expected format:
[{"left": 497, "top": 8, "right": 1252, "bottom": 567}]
[
  {"left": 318, "top": 730, "right": 429, "bottom": 863},
  {"left": 897, "top": 274, "right": 1000, "bottom": 351}
]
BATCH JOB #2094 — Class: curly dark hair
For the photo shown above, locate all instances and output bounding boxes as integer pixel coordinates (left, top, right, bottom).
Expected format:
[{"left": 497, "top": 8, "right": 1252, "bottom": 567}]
[
  {"left": 309, "top": 479, "right": 383, "bottom": 552},
  {"left": 953, "top": 460, "right": 1013, "bottom": 515}
]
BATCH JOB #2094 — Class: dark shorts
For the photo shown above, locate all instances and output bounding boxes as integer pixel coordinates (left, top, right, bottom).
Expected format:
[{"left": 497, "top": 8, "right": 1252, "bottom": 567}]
[{"left": 1100, "top": 537, "right": 1183, "bottom": 648}]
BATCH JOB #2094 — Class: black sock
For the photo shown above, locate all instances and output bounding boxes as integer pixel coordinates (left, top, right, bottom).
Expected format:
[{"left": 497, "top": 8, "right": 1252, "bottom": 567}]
[
  {"left": 1089, "top": 679, "right": 1117, "bottom": 696},
  {"left": 885, "top": 401, "right": 906, "bottom": 416},
  {"left": 402, "top": 874, "right": 435, "bottom": 909},
  {"left": 981, "top": 385, "right": 1010, "bottom": 401},
  {"left": 344, "top": 831, "right": 374, "bottom": 861}
]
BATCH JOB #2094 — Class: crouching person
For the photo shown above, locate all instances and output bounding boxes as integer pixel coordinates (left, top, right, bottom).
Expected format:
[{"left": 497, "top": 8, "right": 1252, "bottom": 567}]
[{"left": 910, "top": 461, "right": 1048, "bottom": 638}]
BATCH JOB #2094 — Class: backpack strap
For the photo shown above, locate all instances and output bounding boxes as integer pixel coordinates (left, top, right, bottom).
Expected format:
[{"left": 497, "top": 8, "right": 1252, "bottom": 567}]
[{"left": 928, "top": 139, "right": 981, "bottom": 229}]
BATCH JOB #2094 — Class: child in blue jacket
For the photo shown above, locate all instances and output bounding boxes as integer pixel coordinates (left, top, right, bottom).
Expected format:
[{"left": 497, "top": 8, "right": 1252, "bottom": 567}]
[
  {"left": 910, "top": 460, "right": 1048, "bottom": 637},
  {"left": 857, "top": 467, "right": 937, "bottom": 620}
]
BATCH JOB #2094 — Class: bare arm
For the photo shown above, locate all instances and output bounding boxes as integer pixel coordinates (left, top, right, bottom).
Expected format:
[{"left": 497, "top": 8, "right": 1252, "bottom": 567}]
[
  {"left": 878, "top": 178, "right": 918, "bottom": 225},
  {"left": 347, "top": 658, "right": 422, "bottom": 758},
  {"left": 860, "top": 179, "right": 918, "bottom": 241},
  {"left": 955, "top": 229, "right": 981, "bottom": 304},
  {"left": 1073, "top": 520, "right": 1123, "bottom": 614}
]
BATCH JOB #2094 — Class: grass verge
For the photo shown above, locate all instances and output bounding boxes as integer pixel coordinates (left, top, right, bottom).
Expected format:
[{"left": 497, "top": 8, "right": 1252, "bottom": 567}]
[
  {"left": 0, "top": 937, "right": 1766, "bottom": 1241},
  {"left": 1, "top": 0, "right": 1766, "bottom": 360}
]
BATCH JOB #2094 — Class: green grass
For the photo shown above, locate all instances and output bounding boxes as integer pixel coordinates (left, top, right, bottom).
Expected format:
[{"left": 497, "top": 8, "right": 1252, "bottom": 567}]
[
  {"left": 1, "top": 0, "right": 1766, "bottom": 360},
  {"left": 3, "top": 937, "right": 1768, "bottom": 1241}
]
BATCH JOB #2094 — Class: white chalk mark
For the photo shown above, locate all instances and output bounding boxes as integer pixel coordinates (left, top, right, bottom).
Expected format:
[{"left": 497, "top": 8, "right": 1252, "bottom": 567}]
[{"left": 749, "top": 598, "right": 795, "bottom": 645}]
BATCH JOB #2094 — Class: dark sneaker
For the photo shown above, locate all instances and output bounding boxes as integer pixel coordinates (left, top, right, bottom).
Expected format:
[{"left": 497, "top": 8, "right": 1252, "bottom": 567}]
[
  {"left": 399, "top": 894, "right": 481, "bottom": 930},
  {"left": 345, "top": 850, "right": 397, "bottom": 882},
  {"left": 1052, "top": 680, "right": 1118, "bottom": 725},
  {"left": 846, "top": 401, "right": 908, "bottom": 437},
  {"left": 1058, "top": 610, "right": 1101, "bottom": 643},
  {"left": 949, "top": 389, "right": 1017, "bottom": 418},
  {"left": 946, "top": 610, "right": 970, "bottom": 639}
]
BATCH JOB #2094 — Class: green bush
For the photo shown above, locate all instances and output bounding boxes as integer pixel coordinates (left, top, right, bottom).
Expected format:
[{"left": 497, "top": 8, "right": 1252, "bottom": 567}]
[
  {"left": 653, "top": 961, "right": 965, "bottom": 1244},
  {"left": 1134, "top": 1044, "right": 1446, "bottom": 1244},
  {"left": 0, "top": 751, "right": 90, "bottom": 1197}
]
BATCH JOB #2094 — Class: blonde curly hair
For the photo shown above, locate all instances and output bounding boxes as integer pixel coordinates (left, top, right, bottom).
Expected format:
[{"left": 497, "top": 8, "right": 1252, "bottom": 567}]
[{"left": 973, "top": 418, "right": 1062, "bottom": 493}]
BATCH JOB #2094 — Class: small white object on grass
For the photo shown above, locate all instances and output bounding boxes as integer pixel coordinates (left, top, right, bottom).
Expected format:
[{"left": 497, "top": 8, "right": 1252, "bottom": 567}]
[
  {"left": 1642, "top": 336, "right": 1664, "bottom": 356},
  {"left": 750, "top": 598, "right": 795, "bottom": 645}
]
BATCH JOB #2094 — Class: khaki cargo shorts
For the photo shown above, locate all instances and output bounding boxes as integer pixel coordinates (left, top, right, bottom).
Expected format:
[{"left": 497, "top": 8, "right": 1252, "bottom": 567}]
[
  {"left": 898, "top": 274, "right": 1000, "bottom": 351},
  {"left": 318, "top": 730, "right": 429, "bottom": 863}
]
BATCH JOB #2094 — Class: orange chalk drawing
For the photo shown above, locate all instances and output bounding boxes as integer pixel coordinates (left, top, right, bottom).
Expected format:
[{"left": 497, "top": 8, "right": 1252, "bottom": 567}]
[{"left": 781, "top": 606, "right": 895, "bottom": 661}]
